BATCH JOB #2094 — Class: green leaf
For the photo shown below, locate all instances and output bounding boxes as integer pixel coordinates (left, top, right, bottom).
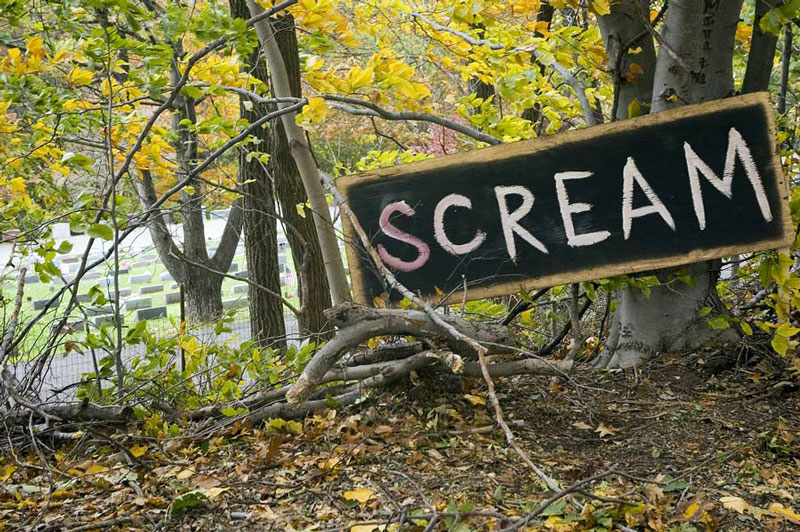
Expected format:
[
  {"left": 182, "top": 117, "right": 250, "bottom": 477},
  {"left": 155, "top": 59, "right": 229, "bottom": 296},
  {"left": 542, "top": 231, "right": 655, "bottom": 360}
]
[
  {"left": 706, "top": 315, "right": 730, "bottom": 330},
  {"left": 771, "top": 333, "right": 789, "bottom": 356},
  {"left": 170, "top": 490, "right": 207, "bottom": 517},
  {"left": 627, "top": 98, "right": 642, "bottom": 118},
  {"left": 541, "top": 500, "right": 567, "bottom": 516},
  {"left": 698, "top": 306, "right": 712, "bottom": 317},
  {"left": 740, "top": 321, "right": 753, "bottom": 336},
  {"left": 180, "top": 85, "right": 204, "bottom": 99},
  {"left": 88, "top": 224, "right": 113, "bottom": 241},
  {"left": 56, "top": 241, "right": 73, "bottom": 254}
]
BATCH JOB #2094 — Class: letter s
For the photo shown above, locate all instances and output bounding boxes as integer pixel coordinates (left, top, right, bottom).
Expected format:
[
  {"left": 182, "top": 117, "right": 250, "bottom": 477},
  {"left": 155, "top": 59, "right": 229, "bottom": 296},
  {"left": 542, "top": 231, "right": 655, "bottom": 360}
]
[{"left": 377, "top": 201, "right": 430, "bottom": 272}]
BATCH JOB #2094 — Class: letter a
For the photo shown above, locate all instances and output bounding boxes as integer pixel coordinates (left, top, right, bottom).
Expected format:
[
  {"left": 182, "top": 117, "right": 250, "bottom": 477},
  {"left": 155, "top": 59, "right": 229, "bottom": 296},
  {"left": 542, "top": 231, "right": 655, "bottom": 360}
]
[{"left": 622, "top": 157, "right": 676, "bottom": 239}]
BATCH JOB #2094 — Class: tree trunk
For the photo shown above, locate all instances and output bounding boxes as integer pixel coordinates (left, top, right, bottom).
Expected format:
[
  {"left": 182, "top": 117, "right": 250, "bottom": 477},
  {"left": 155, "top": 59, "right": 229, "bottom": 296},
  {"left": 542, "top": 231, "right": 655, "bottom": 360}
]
[
  {"left": 741, "top": 0, "right": 780, "bottom": 95},
  {"left": 596, "top": 0, "right": 656, "bottom": 121},
  {"left": 598, "top": 0, "right": 744, "bottom": 368},
  {"left": 183, "top": 266, "right": 224, "bottom": 322},
  {"left": 261, "top": 14, "right": 333, "bottom": 338},
  {"left": 230, "top": 0, "right": 286, "bottom": 347},
  {"left": 247, "top": 0, "right": 351, "bottom": 305}
]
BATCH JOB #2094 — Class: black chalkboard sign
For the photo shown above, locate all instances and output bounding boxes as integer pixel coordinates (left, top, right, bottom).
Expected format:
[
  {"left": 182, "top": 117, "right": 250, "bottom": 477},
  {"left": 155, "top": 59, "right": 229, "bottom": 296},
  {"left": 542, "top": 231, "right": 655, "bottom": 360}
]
[{"left": 340, "top": 93, "right": 792, "bottom": 304}]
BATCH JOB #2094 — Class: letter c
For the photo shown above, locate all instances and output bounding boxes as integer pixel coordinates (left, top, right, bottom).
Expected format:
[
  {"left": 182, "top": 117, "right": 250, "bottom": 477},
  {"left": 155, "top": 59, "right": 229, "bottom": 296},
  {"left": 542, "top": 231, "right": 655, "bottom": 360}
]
[{"left": 433, "top": 193, "right": 486, "bottom": 255}]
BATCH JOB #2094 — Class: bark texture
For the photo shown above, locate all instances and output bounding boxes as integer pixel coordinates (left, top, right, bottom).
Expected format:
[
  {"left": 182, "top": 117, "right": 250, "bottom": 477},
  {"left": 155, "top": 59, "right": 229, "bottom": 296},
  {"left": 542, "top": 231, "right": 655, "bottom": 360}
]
[
  {"left": 265, "top": 15, "right": 333, "bottom": 338},
  {"left": 741, "top": 0, "right": 780, "bottom": 94},
  {"left": 231, "top": 0, "right": 286, "bottom": 346},
  {"left": 596, "top": 0, "right": 656, "bottom": 120},
  {"left": 247, "top": 0, "right": 351, "bottom": 305},
  {"left": 128, "top": 33, "right": 245, "bottom": 323},
  {"left": 599, "top": 0, "right": 744, "bottom": 368}
]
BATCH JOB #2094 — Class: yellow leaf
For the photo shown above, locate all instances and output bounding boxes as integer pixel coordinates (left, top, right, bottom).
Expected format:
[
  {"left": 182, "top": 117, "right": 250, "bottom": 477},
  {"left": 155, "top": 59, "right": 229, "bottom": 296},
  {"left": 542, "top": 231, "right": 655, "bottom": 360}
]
[
  {"left": 67, "top": 67, "right": 93, "bottom": 86},
  {"left": 0, "top": 464, "right": 17, "bottom": 481},
  {"left": 8, "top": 177, "right": 26, "bottom": 194},
  {"left": 85, "top": 464, "right": 109, "bottom": 475},
  {"left": 204, "top": 487, "right": 229, "bottom": 500},
  {"left": 344, "top": 487, "right": 375, "bottom": 505},
  {"left": 767, "top": 503, "right": 800, "bottom": 524},
  {"left": 720, "top": 496, "right": 750, "bottom": 514},
  {"left": 591, "top": 0, "right": 611, "bottom": 16},
  {"left": 351, "top": 525, "right": 385, "bottom": 532},
  {"left": 572, "top": 421, "right": 592, "bottom": 430},
  {"left": 347, "top": 65, "right": 373, "bottom": 90},
  {"left": 683, "top": 502, "right": 699, "bottom": 519},
  {"left": 177, "top": 468, "right": 195, "bottom": 480},
  {"left": 463, "top": 394, "right": 486, "bottom": 406},
  {"left": 129, "top": 444, "right": 148, "bottom": 458}
]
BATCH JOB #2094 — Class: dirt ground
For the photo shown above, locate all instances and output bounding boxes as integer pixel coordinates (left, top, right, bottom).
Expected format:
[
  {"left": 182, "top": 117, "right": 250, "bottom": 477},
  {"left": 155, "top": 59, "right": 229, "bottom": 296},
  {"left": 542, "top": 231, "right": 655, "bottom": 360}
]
[{"left": 2, "top": 351, "right": 799, "bottom": 531}]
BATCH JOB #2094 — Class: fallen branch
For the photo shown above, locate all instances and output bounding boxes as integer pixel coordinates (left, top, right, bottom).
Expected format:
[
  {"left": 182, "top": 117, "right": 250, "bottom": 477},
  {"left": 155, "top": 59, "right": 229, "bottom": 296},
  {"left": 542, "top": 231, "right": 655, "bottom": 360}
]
[
  {"left": 287, "top": 302, "right": 513, "bottom": 405},
  {"left": 316, "top": 171, "right": 566, "bottom": 495}
]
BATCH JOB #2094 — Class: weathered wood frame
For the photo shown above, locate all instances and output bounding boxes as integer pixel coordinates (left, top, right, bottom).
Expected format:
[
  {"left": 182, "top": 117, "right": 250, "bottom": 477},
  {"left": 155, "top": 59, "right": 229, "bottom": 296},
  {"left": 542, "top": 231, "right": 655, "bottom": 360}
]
[{"left": 339, "top": 92, "right": 793, "bottom": 305}]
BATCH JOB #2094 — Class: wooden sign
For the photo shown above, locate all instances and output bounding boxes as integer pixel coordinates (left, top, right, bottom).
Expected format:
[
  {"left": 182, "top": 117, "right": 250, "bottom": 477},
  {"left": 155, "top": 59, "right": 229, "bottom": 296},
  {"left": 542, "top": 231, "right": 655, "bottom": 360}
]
[{"left": 340, "top": 93, "right": 792, "bottom": 304}]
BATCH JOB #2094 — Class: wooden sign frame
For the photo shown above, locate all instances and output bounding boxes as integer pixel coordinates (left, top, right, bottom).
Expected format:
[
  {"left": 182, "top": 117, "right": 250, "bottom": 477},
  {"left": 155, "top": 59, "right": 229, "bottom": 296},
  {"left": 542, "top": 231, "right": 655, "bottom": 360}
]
[{"left": 339, "top": 92, "right": 793, "bottom": 305}]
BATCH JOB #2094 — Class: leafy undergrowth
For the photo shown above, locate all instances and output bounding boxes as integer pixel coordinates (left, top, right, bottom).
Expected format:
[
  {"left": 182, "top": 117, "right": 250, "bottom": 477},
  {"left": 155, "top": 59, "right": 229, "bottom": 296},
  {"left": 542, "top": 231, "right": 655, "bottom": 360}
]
[{"left": 2, "top": 353, "right": 800, "bottom": 531}]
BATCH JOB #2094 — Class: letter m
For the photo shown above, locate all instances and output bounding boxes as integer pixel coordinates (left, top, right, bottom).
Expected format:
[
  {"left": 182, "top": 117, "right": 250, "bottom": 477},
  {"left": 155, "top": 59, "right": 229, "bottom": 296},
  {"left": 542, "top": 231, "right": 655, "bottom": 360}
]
[{"left": 684, "top": 127, "right": 772, "bottom": 230}]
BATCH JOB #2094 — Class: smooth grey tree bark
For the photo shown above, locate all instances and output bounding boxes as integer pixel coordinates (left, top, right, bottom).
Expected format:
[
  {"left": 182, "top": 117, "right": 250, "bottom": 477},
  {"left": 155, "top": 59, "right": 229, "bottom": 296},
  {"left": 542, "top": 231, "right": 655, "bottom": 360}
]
[
  {"left": 598, "top": 0, "right": 745, "bottom": 368},
  {"left": 596, "top": 0, "right": 656, "bottom": 121},
  {"left": 246, "top": 0, "right": 351, "bottom": 305}
]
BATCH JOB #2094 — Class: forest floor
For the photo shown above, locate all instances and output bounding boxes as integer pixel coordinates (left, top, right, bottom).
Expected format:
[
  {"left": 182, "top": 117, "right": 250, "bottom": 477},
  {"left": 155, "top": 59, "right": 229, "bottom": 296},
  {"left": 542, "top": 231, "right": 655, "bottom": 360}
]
[{"left": 2, "top": 351, "right": 799, "bottom": 531}]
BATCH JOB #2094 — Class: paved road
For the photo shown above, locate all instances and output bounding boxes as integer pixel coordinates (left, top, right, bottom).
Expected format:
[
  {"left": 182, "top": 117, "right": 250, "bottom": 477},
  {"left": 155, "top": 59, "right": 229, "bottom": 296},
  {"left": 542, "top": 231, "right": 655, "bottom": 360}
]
[{"left": 13, "top": 315, "right": 299, "bottom": 402}]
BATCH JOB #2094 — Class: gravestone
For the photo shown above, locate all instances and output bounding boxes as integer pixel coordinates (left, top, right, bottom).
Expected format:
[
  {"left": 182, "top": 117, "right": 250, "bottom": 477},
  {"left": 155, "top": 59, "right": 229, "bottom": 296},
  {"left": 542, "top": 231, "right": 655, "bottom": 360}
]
[
  {"left": 123, "top": 297, "right": 152, "bottom": 311},
  {"left": 142, "top": 254, "right": 157, "bottom": 261},
  {"left": 33, "top": 298, "right": 59, "bottom": 311},
  {"left": 93, "top": 314, "right": 123, "bottom": 327},
  {"left": 139, "top": 284, "right": 164, "bottom": 295},
  {"left": 85, "top": 305, "right": 113, "bottom": 316},
  {"left": 131, "top": 261, "right": 151, "bottom": 270},
  {"left": 130, "top": 273, "right": 153, "bottom": 284},
  {"left": 23, "top": 274, "right": 39, "bottom": 284},
  {"left": 165, "top": 291, "right": 181, "bottom": 305},
  {"left": 232, "top": 284, "right": 247, "bottom": 294},
  {"left": 222, "top": 298, "right": 247, "bottom": 310},
  {"left": 52, "top": 223, "right": 71, "bottom": 239},
  {"left": 107, "top": 288, "right": 132, "bottom": 299},
  {"left": 61, "top": 256, "right": 80, "bottom": 264},
  {"left": 228, "top": 263, "right": 239, "bottom": 273},
  {"left": 159, "top": 272, "right": 173, "bottom": 282},
  {"left": 234, "top": 270, "right": 249, "bottom": 279},
  {"left": 83, "top": 272, "right": 101, "bottom": 281},
  {"left": 136, "top": 306, "right": 167, "bottom": 321}
]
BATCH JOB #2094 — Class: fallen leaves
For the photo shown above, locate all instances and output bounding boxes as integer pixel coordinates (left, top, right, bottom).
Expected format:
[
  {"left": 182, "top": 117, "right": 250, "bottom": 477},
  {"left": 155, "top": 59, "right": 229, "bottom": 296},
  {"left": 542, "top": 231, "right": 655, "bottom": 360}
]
[
  {"left": 344, "top": 487, "right": 375, "bottom": 505},
  {"left": 595, "top": 422, "right": 619, "bottom": 439},
  {"left": 720, "top": 495, "right": 800, "bottom": 524}
]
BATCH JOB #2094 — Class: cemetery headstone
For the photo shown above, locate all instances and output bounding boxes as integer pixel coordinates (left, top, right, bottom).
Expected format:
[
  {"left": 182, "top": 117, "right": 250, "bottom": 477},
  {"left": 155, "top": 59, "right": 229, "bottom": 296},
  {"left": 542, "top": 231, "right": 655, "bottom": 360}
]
[
  {"left": 123, "top": 297, "right": 152, "bottom": 311},
  {"left": 136, "top": 306, "right": 167, "bottom": 321},
  {"left": 139, "top": 284, "right": 164, "bottom": 295},
  {"left": 165, "top": 291, "right": 181, "bottom": 305},
  {"left": 130, "top": 273, "right": 153, "bottom": 284}
]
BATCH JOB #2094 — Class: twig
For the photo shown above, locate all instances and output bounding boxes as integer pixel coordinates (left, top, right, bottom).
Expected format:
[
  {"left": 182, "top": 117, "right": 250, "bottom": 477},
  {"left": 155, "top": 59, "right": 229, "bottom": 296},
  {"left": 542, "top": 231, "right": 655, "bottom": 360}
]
[{"left": 318, "top": 171, "right": 564, "bottom": 494}]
